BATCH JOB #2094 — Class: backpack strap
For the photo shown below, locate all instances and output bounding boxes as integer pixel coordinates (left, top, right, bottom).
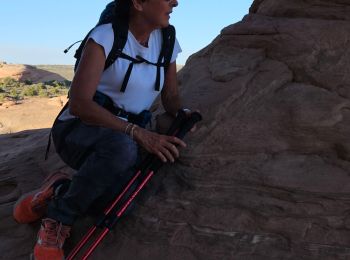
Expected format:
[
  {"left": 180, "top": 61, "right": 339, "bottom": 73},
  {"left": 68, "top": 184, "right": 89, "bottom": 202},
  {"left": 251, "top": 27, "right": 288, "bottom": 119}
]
[
  {"left": 161, "top": 25, "right": 176, "bottom": 75},
  {"left": 120, "top": 54, "right": 164, "bottom": 92},
  {"left": 104, "top": 18, "right": 128, "bottom": 71},
  {"left": 73, "top": 30, "right": 92, "bottom": 72},
  {"left": 110, "top": 24, "right": 176, "bottom": 93},
  {"left": 73, "top": 2, "right": 117, "bottom": 72},
  {"left": 73, "top": 19, "right": 127, "bottom": 72},
  {"left": 153, "top": 25, "right": 176, "bottom": 91},
  {"left": 72, "top": 23, "right": 175, "bottom": 92}
]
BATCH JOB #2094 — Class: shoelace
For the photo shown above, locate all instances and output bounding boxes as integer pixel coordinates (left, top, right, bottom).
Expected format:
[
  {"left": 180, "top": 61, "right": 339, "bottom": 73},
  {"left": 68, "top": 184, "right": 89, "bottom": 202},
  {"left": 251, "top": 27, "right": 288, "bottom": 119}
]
[{"left": 41, "top": 219, "right": 70, "bottom": 248}]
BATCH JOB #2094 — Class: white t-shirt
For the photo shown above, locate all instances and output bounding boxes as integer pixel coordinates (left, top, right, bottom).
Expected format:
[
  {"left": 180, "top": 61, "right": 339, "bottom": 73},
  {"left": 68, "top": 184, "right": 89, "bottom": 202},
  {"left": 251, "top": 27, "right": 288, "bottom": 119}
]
[{"left": 59, "top": 23, "right": 181, "bottom": 121}]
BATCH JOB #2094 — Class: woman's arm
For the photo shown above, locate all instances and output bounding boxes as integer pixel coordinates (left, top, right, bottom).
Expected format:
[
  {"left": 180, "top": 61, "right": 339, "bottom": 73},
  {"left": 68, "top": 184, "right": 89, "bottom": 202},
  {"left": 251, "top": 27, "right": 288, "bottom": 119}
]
[
  {"left": 69, "top": 39, "right": 129, "bottom": 132},
  {"left": 161, "top": 61, "right": 198, "bottom": 133},
  {"left": 161, "top": 61, "right": 182, "bottom": 117}
]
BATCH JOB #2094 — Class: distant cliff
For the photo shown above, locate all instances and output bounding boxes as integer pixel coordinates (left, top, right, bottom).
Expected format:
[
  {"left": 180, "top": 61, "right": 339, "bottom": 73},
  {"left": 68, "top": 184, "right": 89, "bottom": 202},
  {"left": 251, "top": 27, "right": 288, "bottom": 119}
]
[{"left": 0, "top": 64, "right": 73, "bottom": 83}]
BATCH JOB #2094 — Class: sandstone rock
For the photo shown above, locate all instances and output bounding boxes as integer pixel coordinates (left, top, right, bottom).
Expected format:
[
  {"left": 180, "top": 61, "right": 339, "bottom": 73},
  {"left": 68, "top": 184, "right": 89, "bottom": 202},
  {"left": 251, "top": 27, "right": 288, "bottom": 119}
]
[
  {"left": 0, "top": 64, "right": 67, "bottom": 83},
  {"left": 1, "top": 1, "right": 350, "bottom": 259},
  {"left": 250, "top": 0, "right": 350, "bottom": 20}
]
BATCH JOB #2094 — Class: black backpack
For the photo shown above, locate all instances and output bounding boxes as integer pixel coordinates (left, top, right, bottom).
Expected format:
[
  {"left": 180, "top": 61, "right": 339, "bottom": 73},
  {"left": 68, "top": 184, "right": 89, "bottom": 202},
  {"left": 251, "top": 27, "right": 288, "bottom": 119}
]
[{"left": 66, "top": 1, "right": 176, "bottom": 92}]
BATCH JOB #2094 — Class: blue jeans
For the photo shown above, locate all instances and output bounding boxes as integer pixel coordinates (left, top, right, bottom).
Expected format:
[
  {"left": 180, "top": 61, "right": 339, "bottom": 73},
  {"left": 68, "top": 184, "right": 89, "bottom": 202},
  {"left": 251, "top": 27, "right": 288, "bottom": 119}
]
[{"left": 47, "top": 119, "right": 139, "bottom": 225}]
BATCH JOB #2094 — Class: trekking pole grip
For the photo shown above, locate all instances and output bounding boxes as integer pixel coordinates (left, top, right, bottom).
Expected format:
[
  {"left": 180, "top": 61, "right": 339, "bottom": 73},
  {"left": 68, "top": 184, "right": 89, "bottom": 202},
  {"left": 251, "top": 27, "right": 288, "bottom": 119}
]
[
  {"left": 150, "top": 112, "right": 202, "bottom": 172},
  {"left": 175, "top": 112, "right": 202, "bottom": 139},
  {"left": 166, "top": 109, "right": 188, "bottom": 136}
]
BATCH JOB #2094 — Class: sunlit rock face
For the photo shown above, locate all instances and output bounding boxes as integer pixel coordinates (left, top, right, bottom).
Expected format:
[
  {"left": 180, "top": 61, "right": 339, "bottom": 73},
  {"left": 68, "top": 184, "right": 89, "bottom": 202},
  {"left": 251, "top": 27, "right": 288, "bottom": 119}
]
[
  {"left": 2, "top": 1, "right": 350, "bottom": 259},
  {"left": 0, "top": 64, "right": 67, "bottom": 83}
]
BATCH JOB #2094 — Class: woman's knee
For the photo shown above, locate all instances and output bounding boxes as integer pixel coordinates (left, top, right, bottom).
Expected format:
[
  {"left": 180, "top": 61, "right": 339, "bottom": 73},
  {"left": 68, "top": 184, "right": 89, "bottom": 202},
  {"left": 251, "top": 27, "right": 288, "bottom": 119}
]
[{"left": 97, "top": 132, "right": 139, "bottom": 172}]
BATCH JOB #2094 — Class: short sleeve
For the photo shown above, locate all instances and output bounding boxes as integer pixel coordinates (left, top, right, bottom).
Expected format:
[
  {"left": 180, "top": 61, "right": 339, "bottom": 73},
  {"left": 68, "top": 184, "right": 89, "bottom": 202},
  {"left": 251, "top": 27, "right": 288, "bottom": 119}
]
[
  {"left": 87, "top": 24, "right": 114, "bottom": 59},
  {"left": 170, "top": 38, "right": 182, "bottom": 63}
]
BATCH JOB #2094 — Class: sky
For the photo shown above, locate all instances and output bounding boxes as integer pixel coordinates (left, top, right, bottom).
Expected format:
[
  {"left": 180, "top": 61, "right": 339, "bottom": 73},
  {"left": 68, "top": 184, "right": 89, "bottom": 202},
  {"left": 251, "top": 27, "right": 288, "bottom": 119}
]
[{"left": 0, "top": 0, "right": 253, "bottom": 65}]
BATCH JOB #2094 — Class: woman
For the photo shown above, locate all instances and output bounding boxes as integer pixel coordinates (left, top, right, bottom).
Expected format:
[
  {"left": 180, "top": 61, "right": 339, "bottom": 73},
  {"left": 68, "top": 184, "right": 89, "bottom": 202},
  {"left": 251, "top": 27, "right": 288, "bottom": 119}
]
[{"left": 13, "top": 0, "right": 190, "bottom": 259}]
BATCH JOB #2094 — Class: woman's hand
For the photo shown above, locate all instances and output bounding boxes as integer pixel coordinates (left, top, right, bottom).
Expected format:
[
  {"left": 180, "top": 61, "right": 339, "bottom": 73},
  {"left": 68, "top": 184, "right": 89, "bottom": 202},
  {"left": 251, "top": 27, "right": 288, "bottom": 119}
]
[{"left": 134, "top": 127, "right": 186, "bottom": 163}]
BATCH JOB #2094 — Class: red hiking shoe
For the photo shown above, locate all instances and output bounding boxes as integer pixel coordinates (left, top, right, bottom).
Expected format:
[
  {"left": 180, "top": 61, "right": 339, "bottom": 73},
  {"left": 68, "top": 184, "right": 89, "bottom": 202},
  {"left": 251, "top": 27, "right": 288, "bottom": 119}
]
[
  {"left": 13, "top": 171, "right": 71, "bottom": 224},
  {"left": 33, "top": 218, "right": 71, "bottom": 260}
]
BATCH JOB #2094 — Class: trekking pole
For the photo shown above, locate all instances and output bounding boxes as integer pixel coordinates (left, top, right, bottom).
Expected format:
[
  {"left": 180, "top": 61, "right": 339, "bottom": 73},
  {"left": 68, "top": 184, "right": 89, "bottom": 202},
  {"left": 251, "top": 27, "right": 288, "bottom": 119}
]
[
  {"left": 66, "top": 109, "right": 190, "bottom": 260},
  {"left": 78, "top": 112, "right": 202, "bottom": 260}
]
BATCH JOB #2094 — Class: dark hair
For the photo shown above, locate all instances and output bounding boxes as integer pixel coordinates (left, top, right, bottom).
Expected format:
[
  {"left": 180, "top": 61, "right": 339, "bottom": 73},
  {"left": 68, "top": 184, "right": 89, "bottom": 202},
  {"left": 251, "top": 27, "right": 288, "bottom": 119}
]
[{"left": 114, "top": 0, "right": 132, "bottom": 22}]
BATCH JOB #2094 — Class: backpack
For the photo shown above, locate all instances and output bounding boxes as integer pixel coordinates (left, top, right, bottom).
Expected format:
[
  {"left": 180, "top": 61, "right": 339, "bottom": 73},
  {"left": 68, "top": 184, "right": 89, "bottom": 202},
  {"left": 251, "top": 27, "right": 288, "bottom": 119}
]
[{"left": 66, "top": 1, "right": 176, "bottom": 92}]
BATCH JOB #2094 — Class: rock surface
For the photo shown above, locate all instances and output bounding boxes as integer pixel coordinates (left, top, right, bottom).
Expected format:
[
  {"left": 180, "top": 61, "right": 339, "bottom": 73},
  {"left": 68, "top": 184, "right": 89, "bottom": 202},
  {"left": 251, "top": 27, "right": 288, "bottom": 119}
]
[{"left": 1, "top": 0, "right": 350, "bottom": 259}]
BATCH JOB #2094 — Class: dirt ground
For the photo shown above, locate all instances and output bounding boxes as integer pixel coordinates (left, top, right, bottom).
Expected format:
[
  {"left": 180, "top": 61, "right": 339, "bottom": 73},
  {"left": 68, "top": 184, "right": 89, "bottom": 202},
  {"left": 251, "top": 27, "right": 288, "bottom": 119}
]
[{"left": 0, "top": 96, "right": 68, "bottom": 134}]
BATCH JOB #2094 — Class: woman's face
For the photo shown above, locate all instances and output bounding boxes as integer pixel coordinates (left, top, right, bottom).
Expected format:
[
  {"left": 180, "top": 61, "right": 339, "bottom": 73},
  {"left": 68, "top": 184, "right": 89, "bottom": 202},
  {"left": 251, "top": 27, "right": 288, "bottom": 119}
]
[{"left": 141, "top": 0, "right": 178, "bottom": 28}]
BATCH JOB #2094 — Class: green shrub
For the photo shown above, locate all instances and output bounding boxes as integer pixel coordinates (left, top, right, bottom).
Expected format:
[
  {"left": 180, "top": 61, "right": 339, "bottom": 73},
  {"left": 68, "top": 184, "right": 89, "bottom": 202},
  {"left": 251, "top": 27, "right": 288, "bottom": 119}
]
[
  {"left": 38, "top": 83, "right": 46, "bottom": 89},
  {"left": 2, "top": 77, "right": 20, "bottom": 88},
  {"left": 22, "top": 86, "right": 38, "bottom": 96},
  {"left": 44, "top": 80, "right": 71, "bottom": 88},
  {"left": 38, "top": 89, "right": 48, "bottom": 97},
  {"left": 24, "top": 79, "right": 33, "bottom": 85},
  {"left": 0, "top": 93, "right": 6, "bottom": 102},
  {"left": 0, "top": 78, "right": 69, "bottom": 99},
  {"left": 44, "top": 80, "right": 55, "bottom": 87},
  {"left": 9, "top": 88, "right": 18, "bottom": 96},
  {"left": 51, "top": 88, "right": 59, "bottom": 95},
  {"left": 63, "top": 80, "right": 71, "bottom": 87},
  {"left": 8, "top": 89, "right": 23, "bottom": 103}
]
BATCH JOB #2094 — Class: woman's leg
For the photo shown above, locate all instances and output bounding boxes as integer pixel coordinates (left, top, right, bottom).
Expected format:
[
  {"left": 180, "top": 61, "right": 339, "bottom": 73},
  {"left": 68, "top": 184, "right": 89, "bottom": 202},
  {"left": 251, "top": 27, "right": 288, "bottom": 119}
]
[{"left": 48, "top": 120, "right": 138, "bottom": 225}]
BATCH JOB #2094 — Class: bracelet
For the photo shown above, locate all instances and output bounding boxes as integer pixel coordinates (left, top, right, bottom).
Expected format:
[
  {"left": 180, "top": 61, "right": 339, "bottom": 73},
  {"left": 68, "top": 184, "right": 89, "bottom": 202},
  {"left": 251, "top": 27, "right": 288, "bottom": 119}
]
[
  {"left": 124, "top": 123, "right": 133, "bottom": 135},
  {"left": 130, "top": 124, "right": 138, "bottom": 140}
]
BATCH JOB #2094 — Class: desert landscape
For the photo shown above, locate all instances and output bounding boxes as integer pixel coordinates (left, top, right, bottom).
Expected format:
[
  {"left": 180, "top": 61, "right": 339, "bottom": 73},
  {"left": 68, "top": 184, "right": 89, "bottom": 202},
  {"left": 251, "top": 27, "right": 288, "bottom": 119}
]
[
  {"left": 2, "top": 0, "right": 350, "bottom": 259},
  {"left": 0, "top": 62, "right": 71, "bottom": 134}
]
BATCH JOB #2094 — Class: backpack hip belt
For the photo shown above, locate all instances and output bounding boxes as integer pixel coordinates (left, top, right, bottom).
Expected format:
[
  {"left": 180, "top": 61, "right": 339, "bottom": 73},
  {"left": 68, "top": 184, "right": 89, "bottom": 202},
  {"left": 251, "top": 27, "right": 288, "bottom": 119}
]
[{"left": 93, "top": 91, "right": 152, "bottom": 128}]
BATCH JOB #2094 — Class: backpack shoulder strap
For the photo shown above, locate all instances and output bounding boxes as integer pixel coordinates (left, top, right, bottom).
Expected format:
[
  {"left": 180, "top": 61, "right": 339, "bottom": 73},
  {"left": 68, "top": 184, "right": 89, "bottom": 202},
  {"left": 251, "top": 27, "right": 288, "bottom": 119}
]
[
  {"left": 104, "top": 18, "right": 129, "bottom": 71},
  {"left": 161, "top": 25, "right": 176, "bottom": 74},
  {"left": 72, "top": 19, "right": 129, "bottom": 72},
  {"left": 73, "top": 2, "right": 127, "bottom": 72},
  {"left": 73, "top": 28, "right": 94, "bottom": 72},
  {"left": 153, "top": 25, "right": 176, "bottom": 91}
]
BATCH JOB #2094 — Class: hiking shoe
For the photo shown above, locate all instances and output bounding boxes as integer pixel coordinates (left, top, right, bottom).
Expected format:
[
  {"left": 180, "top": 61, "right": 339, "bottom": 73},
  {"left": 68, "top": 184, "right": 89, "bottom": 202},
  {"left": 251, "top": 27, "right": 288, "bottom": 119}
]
[
  {"left": 33, "top": 218, "right": 71, "bottom": 260},
  {"left": 13, "top": 171, "right": 71, "bottom": 224}
]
